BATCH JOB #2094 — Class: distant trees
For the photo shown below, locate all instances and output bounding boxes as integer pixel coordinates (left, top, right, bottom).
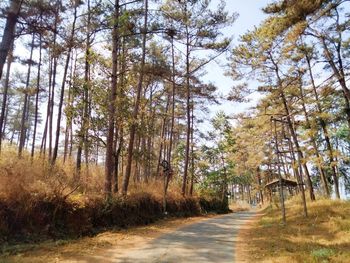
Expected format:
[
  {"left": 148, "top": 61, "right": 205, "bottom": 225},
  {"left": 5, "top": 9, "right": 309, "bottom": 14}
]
[
  {"left": 227, "top": 0, "right": 350, "bottom": 206},
  {"left": 160, "top": 0, "right": 235, "bottom": 195}
]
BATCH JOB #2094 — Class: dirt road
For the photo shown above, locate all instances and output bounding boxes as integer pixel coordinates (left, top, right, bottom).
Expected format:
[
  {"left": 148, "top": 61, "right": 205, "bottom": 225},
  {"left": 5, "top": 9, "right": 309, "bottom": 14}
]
[{"left": 86, "top": 211, "right": 256, "bottom": 263}]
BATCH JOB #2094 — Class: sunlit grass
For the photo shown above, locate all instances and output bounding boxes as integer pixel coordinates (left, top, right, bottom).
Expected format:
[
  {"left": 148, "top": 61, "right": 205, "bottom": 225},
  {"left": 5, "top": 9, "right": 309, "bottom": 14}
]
[{"left": 241, "top": 197, "right": 350, "bottom": 263}]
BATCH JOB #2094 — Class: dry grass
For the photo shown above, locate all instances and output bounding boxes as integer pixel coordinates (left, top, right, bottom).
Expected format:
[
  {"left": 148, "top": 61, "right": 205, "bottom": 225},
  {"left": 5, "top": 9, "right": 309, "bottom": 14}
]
[
  {"left": 239, "top": 197, "right": 350, "bottom": 263},
  {"left": 0, "top": 146, "right": 183, "bottom": 200}
]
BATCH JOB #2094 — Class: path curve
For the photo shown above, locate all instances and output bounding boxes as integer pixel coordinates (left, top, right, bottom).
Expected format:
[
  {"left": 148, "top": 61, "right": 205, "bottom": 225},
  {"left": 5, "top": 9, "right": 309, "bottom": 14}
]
[{"left": 98, "top": 211, "right": 256, "bottom": 263}]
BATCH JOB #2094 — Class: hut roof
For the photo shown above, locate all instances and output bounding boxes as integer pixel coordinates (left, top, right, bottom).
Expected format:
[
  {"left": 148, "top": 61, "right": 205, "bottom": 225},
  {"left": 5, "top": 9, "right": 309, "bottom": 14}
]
[{"left": 265, "top": 178, "right": 298, "bottom": 188}]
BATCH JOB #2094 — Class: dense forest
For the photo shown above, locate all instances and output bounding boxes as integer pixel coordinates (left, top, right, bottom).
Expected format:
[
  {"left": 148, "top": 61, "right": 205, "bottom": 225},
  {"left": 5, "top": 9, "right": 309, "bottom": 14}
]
[
  {"left": 0, "top": 0, "right": 350, "bottom": 240},
  {"left": 0, "top": 0, "right": 235, "bottom": 198}
]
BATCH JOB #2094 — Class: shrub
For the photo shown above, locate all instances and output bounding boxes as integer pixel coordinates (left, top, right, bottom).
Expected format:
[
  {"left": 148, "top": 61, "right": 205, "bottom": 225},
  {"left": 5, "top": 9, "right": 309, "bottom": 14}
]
[
  {"left": 199, "top": 197, "right": 230, "bottom": 214},
  {"left": 0, "top": 150, "right": 230, "bottom": 245}
]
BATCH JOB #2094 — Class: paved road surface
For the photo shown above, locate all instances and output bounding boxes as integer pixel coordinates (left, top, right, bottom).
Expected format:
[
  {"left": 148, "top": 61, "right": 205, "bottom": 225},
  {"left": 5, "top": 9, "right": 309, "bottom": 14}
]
[{"left": 107, "top": 211, "right": 256, "bottom": 263}]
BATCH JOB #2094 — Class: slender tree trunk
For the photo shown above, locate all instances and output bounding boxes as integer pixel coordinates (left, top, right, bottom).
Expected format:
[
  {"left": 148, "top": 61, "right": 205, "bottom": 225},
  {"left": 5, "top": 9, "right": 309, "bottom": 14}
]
[
  {"left": 63, "top": 52, "right": 76, "bottom": 162},
  {"left": 0, "top": 0, "right": 22, "bottom": 81},
  {"left": 40, "top": 50, "right": 53, "bottom": 156},
  {"left": 49, "top": 15, "right": 59, "bottom": 160},
  {"left": 52, "top": 5, "right": 78, "bottom": 164},
  {"left": 297, "top": 77, "right": 330, "bottom": 196},
  {"left": 2, "top": 101, "right": 9, "bottom": 137},
  {"left": 305, "top": 52, "right": 339, "bottom": 198},
  {"left": 77, "top": 0, "right": 91, "bottom": 173},
  {"left": 0, "top": 43, "right": 14, "bottom": 152},
  {"left": 145, "top": 86, "right": 154, "bottom": 182},
  {"left": 31, "top": 33, "right": 42, "bottom": 158},
  {"left": 288, "top": 136, "right": 308, "bottom": 216},
  {"left": 189, "top": 104, "right": 195, "bottom": 195},
  {"left": 113, "top": 126, "right": 123, "bottom": 193},
  {"left": 122, "top": 0, "right": 148, "bottom": 196},
  {"left": 18, "top": 33, "right": 35, "bottom": 156},
  {"left": 280, "top": 91, "right": 315, "bottom": 201},
  {"left": 105, "top": 0, "right": 120, "bottom": 197},
  {"left": 182, "top": 11, "right": 191, "bottom": 196},
  {"left": 270, "top": 55, "right": 315, "bottom": 201},
  {"left": 257, "top": 167, "right": 264, "bottom": 204},
  {"left": 167, "top": 36, "right": 176, "bottom": 165},
  {"left": 156, "top": 97, "right": 170, "bottom": 176}
]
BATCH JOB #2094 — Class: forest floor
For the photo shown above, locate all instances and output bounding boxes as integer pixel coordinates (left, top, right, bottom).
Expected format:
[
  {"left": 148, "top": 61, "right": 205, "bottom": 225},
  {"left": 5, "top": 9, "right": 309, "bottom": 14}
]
[{"left": 236, "top": 198, "right": 350, "bottom": 263}]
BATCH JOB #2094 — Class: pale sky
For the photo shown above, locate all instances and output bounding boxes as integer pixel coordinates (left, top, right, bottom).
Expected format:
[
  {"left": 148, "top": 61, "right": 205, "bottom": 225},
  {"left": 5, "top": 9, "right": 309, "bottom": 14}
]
[{"left": 201, "top": 0, "right": 270, "bottom": 121}]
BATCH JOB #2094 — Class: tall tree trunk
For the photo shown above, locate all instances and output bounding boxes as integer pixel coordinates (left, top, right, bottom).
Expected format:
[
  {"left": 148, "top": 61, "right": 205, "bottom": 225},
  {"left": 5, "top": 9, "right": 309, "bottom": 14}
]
[
  {"left": 0, "top": 43, "right": 14, "bottom": 152},
  {"left": 305, "top": 52, "right": 339, "bottom": 198},
  {"left": 122, "top": 0, "right": 148, "bottom": 196},
  {"left": 189, "top": 103, "right": 195, "bottom": 196},
  {"left": 105, "top": 0, "right": 120, "bottom": 197},
  {"left": 167, "top": 35, "right": 176, "bottom": 165},
  {"left": 182, "top": 9, "right": 191, "bottom": 196},
  {"left": 2, "top": 100, "right": 9, "bottom": 137},
  {"left": 31, "top": 33, "right": 42, "bottom": 158},
  {"left": 297, "top": 76, "right": 330, "bottom": 196},
  {"left": 49, "top": 7, "right": 59, "bottom": 159},
  {"left": 270, "top": 55, "right": 315, "bottom": 201},
  {"left": 280, "top": 90, "right": 315, "bottom": 201},
  {"left": 113, "top": 126, "right": 123, "bottom": 193},
  {"left": 18, "top": 33, "right": 35, "bottom": 156},
  {"left": 0, "top": 0, "right": 22, "bottom": 81},
  {"left": 63, "top": 52, "right": 76, "bottom": 162},
  {"left": 52, "top": 5, "right": 78, "bottom": 164},
  {"left": 40, "top": 50, "right": 53, "bottom": 156},
  {"left": 145, "top": 86, "right": 154, "bottom": 182},
  {"left": 77, "top": 0, "right": 91, "bottom": 173},
  {"left": 257, "top": 167, "right": 264, "bottom": 204},
  {"left": 156, "top": 97, "right": 170, "bottom": 176}
]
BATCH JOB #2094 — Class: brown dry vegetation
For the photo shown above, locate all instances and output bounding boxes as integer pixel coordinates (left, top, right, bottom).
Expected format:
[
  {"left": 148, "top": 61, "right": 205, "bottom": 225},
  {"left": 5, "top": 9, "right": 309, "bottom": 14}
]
[
  {"left": 0, "top": 148, "right": 228, "bottom": 248},
  {"left": 238, "top": 198, "right": 350, "bottom": 263}
]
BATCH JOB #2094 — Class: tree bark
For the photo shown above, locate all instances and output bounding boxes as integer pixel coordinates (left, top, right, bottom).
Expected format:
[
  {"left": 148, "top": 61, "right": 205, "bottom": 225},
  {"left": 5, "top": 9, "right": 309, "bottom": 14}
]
[
  {"left": 18, "top": 33, "right": 35, "bottom": 157},
  {"left": 0, "top": 43, "right": 14, "bottom": 152},
  {"left": 31, "top": 33, "right": 42, "bottom": 158},
  {"left": 121, "top": 0, "right": 148, "bottom": 196},
  {"left": 305, "top": 52, "right": 339, "bottom": 198},
  {"left": 182, "top": 7, "right": 191, "bottom": 196},
  {"left": 105, "top": 0, "right": 120, "bottom": 198},
  {"left": 52, "top": 4, "right": 78, "bottom": 164},
  {"left": 0, "top": 0, "right": 22, "bottom": 81},
  {"left": 48, "top": 5, "right": 60, "bottom": 159},
  {"left": 297, "top": 75, "right": 329, "bottom": 196},
  {"left": 77, "top": 0, "right": 91, "bottom": 173},
  {"left": 167, "top": 36, "right": 176, "bottom": 165}
]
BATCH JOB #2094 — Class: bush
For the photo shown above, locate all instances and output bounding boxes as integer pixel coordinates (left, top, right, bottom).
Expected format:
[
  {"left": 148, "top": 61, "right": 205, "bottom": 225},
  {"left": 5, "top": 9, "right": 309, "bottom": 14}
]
[
  {"left": 0, "top": 151, "right": 230, "bottom": 245},
  {"left": 0, "top": 192, "right": 228, "bottom": 245},
  {"left": 199, "top": 197, "right": 230, "bottom": 214}
]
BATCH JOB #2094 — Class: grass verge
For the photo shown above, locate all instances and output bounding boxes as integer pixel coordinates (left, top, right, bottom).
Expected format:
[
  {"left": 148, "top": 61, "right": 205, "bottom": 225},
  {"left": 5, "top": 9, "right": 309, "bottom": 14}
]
[{"left": 238, "top": 198, "right": 350, "bottom": 263}]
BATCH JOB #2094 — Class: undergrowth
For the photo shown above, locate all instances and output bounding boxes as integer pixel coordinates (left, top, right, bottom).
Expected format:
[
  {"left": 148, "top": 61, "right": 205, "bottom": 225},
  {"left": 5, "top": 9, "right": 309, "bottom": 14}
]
[{"left": 0, "top": 148, "right": 228, "bottom": 247}]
